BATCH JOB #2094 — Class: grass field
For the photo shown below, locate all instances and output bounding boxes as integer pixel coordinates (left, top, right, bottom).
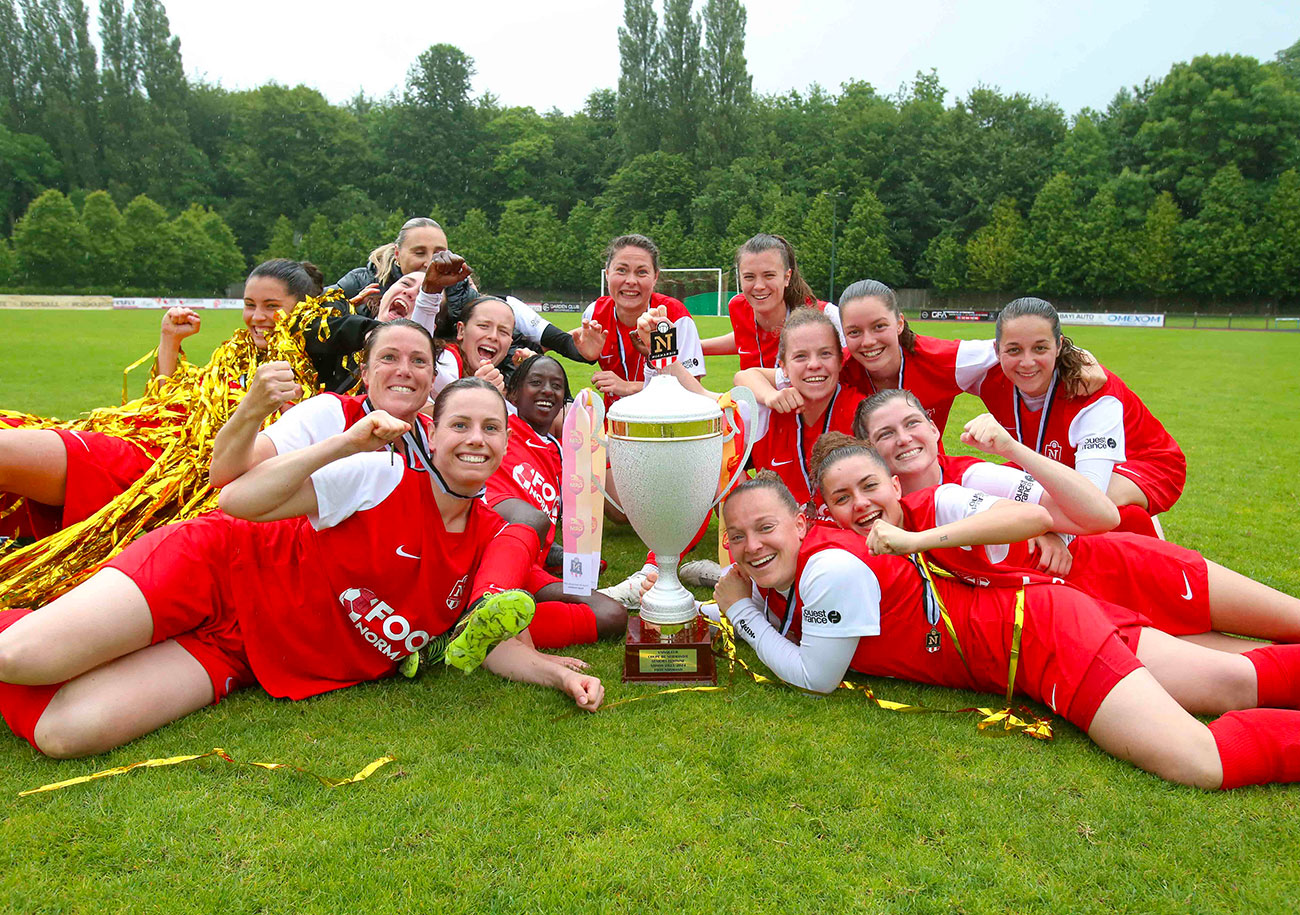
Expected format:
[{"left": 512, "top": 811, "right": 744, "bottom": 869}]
[{"left": 1, "top": 309, "right": 1299, "bottom": 913}]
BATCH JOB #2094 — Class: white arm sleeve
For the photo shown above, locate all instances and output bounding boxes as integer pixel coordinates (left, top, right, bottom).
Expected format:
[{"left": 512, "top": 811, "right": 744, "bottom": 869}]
[
  {"left": 507, "top": 295, "right": 550, "bottom": 346},
  {"left": 744, "top": 400, "right": 771, "bottom": 443},
  {"left": 670, "top": 316, "right": 706, "bottom": 377},
  {"left": 309, "top": 452, "right": 405, "bottom": 530},
  {"left": 954, "top": 338, "right": 999, "bottom": 393},
  {"left": 261, "top": 395, "right": 347, "bottom": 455},
  {"left": 411, "top": 290, "right": 443, "bottom": 335},
  {"left": 823, "top": 303, "right": 846, "bottom": 346},
  {"left": 430, "top": 350, "right": 462, "bottom": 398},
  {"left": 726, "top": 598, "right": 859, "bottom": 694},
  {"left": 932, "top": 482, "right": 1013, "bottom": 561},
  {"left": 959, "top": 461, "right": 1045, "bottom": 504},
  {"left": 1069, "top": 396, "right": 1126, "bottom": 493},
  {"left": 581, "top": 302, "right": 596, "bottom": 322}
]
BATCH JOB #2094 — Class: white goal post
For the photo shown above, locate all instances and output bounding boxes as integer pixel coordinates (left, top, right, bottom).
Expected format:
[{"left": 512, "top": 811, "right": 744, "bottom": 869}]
[{"left": 599, "top": 267, "right": 726, "bottom": 316}]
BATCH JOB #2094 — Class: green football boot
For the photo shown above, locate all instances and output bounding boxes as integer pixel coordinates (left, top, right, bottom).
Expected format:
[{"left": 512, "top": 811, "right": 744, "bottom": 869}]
[{"left": 443, "top": 589, "right": 536, "bottom": 674}]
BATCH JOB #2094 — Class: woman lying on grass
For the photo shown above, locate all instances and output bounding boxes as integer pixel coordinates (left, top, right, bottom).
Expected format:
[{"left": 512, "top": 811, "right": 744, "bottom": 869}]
[
  {"left": 713, "top": 467, "right": 1300, "bottom": 789},
  {"left": 0, "top": 353, "right": 604, "bottom": 759}
]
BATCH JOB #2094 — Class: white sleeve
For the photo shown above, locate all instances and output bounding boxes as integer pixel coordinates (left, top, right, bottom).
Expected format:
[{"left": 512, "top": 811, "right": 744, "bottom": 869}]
[
  {"left": 309, "top": 452, "right": 405, "bottom": 530},
  {"left": 726, "top": 597, "right": 860, "bottom": 694},
  {"left": 823, "top": 303, "right": 846, "bottom": 346},
  {"left": 411, "top": 290, "right": 443, "bottom": 335},
  {"left": 959, "top": 461, "right": 1045, "bottom": 504},
  {"left": 261, "top": 395, "right": 347, "bottom": 455},
  {"left": 933, "top": 483, "right": 1012, "bottom": 563},
  {"left": 774, "top": 364, "right": 790, "bottom": 389},
  {"left": 431, "top": 350, "right": 461, "bottom": 398},
  {"left": 745, "top": 399, "right": 771, "bottom": 443},
  {"left": 671, "top": 316, "right": 706, "bottom": 377},
  {"left": 1069, "top": 396, "right": 1125, "bottom": 493},
  {"left": 954, "top": 338, "right": 999, "bottom": 393},
  {"left": 797, "top": 550, "right": 882, "bottom": 638},
  {"left": 507, "top": 295, "right": 549, "bottom": 346},
  {"left": 581, "top": 302, "right": 596, "bottom": 322}
]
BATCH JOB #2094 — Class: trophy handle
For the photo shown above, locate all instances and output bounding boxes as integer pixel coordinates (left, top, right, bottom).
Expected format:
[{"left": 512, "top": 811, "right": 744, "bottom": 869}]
[{"left": 709, "top": 386, "right": 757, "bottom": 511}]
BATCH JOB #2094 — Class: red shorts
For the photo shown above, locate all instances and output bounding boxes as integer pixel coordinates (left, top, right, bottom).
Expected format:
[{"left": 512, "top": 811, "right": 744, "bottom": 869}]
[
  {"left": 106, "top": 516, "right": 255, "bottom": 702},
  {"left": 1113, "top": 455, "right": 1185, "bottom": 515},
  {"left": 1009, "top": 584, "right": 1144, "bottom": 731},
  {"left": 0, "top": 429, "right": 158, "bottom": 540},
  {"left": 0, "top": 609, "right": 63, "bottom": 749},
  {"left": 1068, "top": 533, "right": 1211, "bottom": 636}
]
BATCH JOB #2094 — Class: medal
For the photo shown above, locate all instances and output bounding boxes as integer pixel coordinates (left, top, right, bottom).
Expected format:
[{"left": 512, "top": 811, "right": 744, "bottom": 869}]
[{"left": 926, "top": 626, "right": 941, "bottom": 653}]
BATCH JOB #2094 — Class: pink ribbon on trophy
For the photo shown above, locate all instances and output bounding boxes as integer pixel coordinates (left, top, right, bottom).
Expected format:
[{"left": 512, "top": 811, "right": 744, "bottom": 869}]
[{"left": 561, "top": 389, "right": 606, "bottom": 596}]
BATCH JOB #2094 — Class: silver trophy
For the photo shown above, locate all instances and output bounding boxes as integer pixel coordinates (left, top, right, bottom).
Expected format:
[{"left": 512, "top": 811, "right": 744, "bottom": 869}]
[{"left": 603, "top": 374, "right": 756, "bottom": 626}]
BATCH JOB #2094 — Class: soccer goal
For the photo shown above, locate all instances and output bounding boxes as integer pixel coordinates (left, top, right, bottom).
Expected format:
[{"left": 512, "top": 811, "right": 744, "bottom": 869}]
[{"left": 599, "top": 267, "right": 727, "bottom": 317}]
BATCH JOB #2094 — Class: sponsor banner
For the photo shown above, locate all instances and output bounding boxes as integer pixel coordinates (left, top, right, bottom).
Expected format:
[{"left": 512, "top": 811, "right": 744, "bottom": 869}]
[
  {"left": 113, "top": 297, "right": 243, "bottom": 310},
  {"left": 919, "top": 309, "right": 997, "bottom": 322},
  {"left": 533, "top": 301, "right": 583, "bottom": 313},
  {"left": 0, "top": 294, "right": 113, "bottom": 309},
  {"left": 1058, "top": 312, "right": 1165, "bottom": 327}
]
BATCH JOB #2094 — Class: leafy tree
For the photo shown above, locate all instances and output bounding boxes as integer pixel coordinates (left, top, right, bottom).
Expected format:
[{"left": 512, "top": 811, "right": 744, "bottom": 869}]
[
  {"left": 1054, "top": 112, "right": 1110, "bottom": 198},
  {"left": 1022, "top": 173, "right": 1085, "bottom": 295},
  {"left": 121, "top": 193, "right": 178, "bottom": 291},
  {"left": 600, "top": 151, "right": 698, "bottom": 230},
  {"left": 1134, "top": 192, "right": 1183, "bottom": 298},
  {"left": 11, "top": 188, "right": 87, "bottom": 285},
  {"left": 837, "top": 189, "right": 905, "bottom": 287},
  {"left": 80, "top": 189, "right": 126, "bottom": 287},
  {"left": 658, "top": 0, "right": 702, "bottom": 156},
  {"left": 1180, "top": 163, "right": 1256, "bottom": 298},
  {"left": 451, "top": 208, "right": 497, "bottom": 288},
  {"left": 1078, "top": 186, "right": 1134, "bottom": 296},
  {"left": 722, "top": 204, "right": 760, "bottom": 263},
  {"left": 0, "top": 123, "right": 61, "bottom": 230},
  {"left": 256, "top": 215, "right": 299, "bottom": 265},
  {"left": 918, "top": 232, "right": 965, "bottom": 292},
  {"left": 616, "top": 0, "right": 661, "bottom": 158},
  {"left": 197, "top": 207, "right": 246, "bottom": 290},
  {"left": 699, "top": 0, "right": 751, "bottom": 166},
  {"left": 494, "top": 197, "right": 564, "bottom": 289},
  {"left": 965, "top": 197, "right": 1025, "bottom": 293},
  {"left": 0, "top": 236, "right": 15, "bottom": 284},
  {"left": 798, "top": 192, "right": 837, "bottom": 299},
  {"left": 557, "top": 200, "right": 599, "bottom": 292},
  {"left": 1256, "top": 168, "right": 1300, "bottom": 298},
  {"left": 299, "top": 214, "right": 346, "bottom": 285}
]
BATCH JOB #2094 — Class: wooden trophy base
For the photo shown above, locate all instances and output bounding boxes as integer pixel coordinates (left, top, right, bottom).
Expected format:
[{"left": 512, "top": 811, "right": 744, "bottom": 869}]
[{"left": 622, "top": 613, "right": 717, "bottom": 684}]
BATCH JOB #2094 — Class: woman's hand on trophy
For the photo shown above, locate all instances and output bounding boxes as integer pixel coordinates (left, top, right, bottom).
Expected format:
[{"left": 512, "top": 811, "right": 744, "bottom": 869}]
[
  {"left": 713, "top": 564, "right": 751, "bottom": 614},
  {"left": 592, "top": 370, "right": 637, "bottom": 398}
]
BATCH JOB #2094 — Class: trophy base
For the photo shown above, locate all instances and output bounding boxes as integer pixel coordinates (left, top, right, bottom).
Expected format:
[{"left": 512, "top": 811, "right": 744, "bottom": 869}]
[{"left": 622, "top": 614, "right": 717, "bottom": 685}]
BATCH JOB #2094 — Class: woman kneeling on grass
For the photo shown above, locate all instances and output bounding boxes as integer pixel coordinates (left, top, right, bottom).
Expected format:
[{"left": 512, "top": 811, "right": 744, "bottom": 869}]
[
  {"left": 0, "top": 373, "right": 604, "bottom": 759},
  {"left": 714, "top": 468, "right": 1300, "bottom": 789}
]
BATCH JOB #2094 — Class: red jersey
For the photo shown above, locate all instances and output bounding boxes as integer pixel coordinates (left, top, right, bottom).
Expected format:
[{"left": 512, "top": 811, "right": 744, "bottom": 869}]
[
  {"left": 750, "top": 385, "right": 865, "bottom": 508},
  {"left": 262, "top": 393, "right": 436, "bottom": 476},
  {"left": 226, "top": 459, "right": 510, "bottom": 699},
  {"left": 485, "top": 414, "right": 562, "bottom": 555},
  {"left": 582, "top": 294, "right": 705, "bottom": 407},
  {"left": 976, "top": 369, "right": 1185, "bottom": 512},
  {"left": 729, "top": 294, "right": 839, "bottom": 371},
  {"left": 840, "top": 334, "right": 997, "bottom": 434}
]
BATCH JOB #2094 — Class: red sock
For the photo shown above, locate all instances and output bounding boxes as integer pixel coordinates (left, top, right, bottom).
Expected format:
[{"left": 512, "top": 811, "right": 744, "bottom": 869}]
[
  {"left": 1209, "top": 709, "right": 1300, "bottom": 789},
  {"left": 470, "top": 523, "right": 541, "bottom": 600},
  {"left": 1113, "top": 504, "right": 1159, "bottom": 538},
  {"left": 1244, "top": 645, "right": 1300, "bottom": 708},
  {"left": 528, "top": 601, "right": 599, "bottom": 649},
  {"left": 646, "top": 514, "right": 713, "bottom": 568},
  {"left": 0, "top": 609, "right": 64, "bottom": 751}
]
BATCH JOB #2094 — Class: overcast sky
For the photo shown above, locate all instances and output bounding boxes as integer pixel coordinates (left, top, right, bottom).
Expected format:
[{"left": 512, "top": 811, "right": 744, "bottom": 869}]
[{"left": 155, "top": 0, "right": 1295, "bottom": 117}]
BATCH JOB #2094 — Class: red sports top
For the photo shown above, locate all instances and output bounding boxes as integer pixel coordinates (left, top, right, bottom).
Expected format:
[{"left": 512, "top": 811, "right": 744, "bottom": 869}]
[
  {"left": 485, "top": 413, "right": 562, "bottom": 555},
  {"left": 840, "top": 334, "right": 997, "bottom": 434},
  {"left": 582, "top": 293, "right": 705, "bottom": 408},
  {"left": 750, "top": 385, "right": 865, "bottom": 508},
  {"left": 729, "top": 294, "right": 835, "bottom": 371}
]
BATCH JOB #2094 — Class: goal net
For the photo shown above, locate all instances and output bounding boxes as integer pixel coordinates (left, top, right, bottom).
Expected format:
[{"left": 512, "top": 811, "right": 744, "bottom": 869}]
[{"left": 599, "top": 267, "right": 729, "bottom": 317}]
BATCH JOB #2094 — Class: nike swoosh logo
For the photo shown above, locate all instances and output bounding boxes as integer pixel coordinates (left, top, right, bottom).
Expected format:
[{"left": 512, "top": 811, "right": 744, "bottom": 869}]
[
  {"left": 396, "top": 545, "right": 420, "bottom": 559},
  {"left": 525, "top": 439, "right": 555, "bottom": 449},
  {"left": 1180, "top": 571, "right": 1193, "bottom": 601},
  {"left": 771, "top": 459, "right": 794, "bottom": 466},
  {"left": 1049, "top": 685, "right": 1057, "bottom": 712},
  {"left": 739, "top": 349, "right": 756, "bottom": 355}
]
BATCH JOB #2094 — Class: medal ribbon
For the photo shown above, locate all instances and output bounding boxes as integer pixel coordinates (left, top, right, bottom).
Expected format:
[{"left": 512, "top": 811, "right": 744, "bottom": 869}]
[
  {"left": 1011, "top": 370, "right": 1059, "bottom": 455},
  {"left": 795, "top": 386, "right": 840, "bottom": 497}
]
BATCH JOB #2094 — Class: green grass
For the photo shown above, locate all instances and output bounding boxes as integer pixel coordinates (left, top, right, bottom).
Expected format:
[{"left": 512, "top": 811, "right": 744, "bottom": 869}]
[{"left": 2, "top": 310, "right": 1299, "bottom": 913}]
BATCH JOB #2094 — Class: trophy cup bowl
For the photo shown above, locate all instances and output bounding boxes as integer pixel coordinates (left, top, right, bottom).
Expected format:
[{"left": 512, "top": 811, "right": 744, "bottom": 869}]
[{"left": 604, "top": 373, "right": 755, "bottom": 682}]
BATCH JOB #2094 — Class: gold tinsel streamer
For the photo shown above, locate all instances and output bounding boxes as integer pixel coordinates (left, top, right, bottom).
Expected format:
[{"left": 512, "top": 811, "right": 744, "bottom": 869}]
[
  {"left": 19, "top": 747, "right": 394, "bottom": 797},
  {"left": 0, "top": 292, "right": 351, "bottom": 608}
]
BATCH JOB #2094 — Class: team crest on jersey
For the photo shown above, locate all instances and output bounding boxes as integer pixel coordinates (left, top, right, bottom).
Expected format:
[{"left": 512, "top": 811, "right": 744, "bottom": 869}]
[
  {"left": 1046, "top": 440, "right": 1062, "bottom": 461},
  {"left": 446, "top": 575, "right": 469, "bottom": 612}
]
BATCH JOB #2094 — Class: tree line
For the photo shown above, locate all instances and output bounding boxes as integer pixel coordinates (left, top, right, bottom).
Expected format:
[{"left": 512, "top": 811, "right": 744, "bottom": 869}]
[{"left": 1, "top": 0, "right": 1297, "bottom": 303}]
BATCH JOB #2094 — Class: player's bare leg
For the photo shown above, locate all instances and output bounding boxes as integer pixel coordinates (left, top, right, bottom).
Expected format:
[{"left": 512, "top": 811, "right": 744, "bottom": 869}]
[
  {"left": 33, "top": 640, "right": 215, "bottom": 758},
  {"left": 0, "top": 428, "right": 68, "bottom": 505},
  {"left": 1179, "top": 631, "right": 1264, "bottom": 654},
  {"left": 1087, "top": 668, "right": 1223, "bottom": 788},
  {"left": 0, "top": 568, "right": 153, "bottom": 685},
  {"left": 1205, "top": 560, "right": 1300, "bottom": 642},
  {"left": 1134, "top": 627, "right": 1257, "bottom": 714}
]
